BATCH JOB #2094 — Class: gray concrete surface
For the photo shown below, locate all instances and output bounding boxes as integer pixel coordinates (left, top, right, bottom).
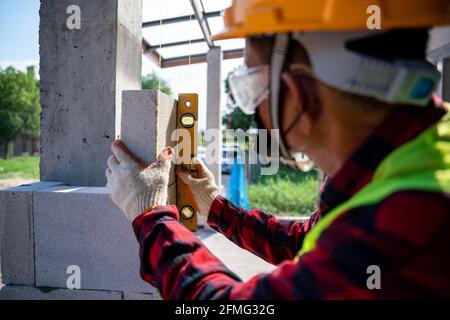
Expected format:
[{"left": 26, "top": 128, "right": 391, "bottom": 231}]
[
  {"left": 0, "top": 182, "right": 64, "bottom": 286},
  {"left": 198, "top": 229, "right": 276, "bottom": 282},
  {"left": 121, "top": 90, "right": 177, "bottom": 204},
  {"left": 33, "top": 186, "right": 154, "bottom": 293},
  {"left": 0, "top": 178, "right": 38, "bottom": 190},
  {"left": 39, "top": 0, "right": 142, "bottom": 186},
  {"left": 206, "top": 47, "right": 223, "bottom": 188}
]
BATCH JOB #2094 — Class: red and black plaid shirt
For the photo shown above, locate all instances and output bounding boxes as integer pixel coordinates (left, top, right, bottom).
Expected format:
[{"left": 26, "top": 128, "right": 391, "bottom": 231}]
[{"left": 133, "top": 105, "right": 450, "bottom": 300}]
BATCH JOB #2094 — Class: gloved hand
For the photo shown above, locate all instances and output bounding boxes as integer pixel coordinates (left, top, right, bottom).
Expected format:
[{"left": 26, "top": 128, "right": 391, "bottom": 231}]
[
  {"left": 176, "top": 159, "right": 220, "bottom": 219},
  {"left": 106, "top": 139, "right": 173, "bottom": 221}
]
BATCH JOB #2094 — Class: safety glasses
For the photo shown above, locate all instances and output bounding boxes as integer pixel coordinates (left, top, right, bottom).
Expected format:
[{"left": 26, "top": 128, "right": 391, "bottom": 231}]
[{"left": 227, "top": 65, "right": 269, "bottom": 115}]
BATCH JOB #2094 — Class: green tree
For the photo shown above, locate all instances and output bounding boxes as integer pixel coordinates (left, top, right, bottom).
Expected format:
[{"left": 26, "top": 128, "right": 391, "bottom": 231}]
[
  {"left": 142, "top": 71, "right": 172, "bottom": 96},
  {"left": 0, "top": 66, "right": 40, "bottom": 158},
  {"left": 223, "top": 68, "right": 256, "bottom": 131}
]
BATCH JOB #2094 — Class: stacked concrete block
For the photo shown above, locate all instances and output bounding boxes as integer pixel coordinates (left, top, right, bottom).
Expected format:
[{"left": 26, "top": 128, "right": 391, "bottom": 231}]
[
  {"left": 33, "top": 186, "right": 155, "bottom": 294},
  {"left": 0, "top": 182, "right": 64, "bottom": 286},
  {"left": 121, "top": 90, "right": 177, "bottom": 204},
  {"left": 1, "top": 0, "right": 187, "bottom": 300},
  {"left": 39, "top": 0, "right": 142, "bottom": 187},
  {"left": 1, "top": 183, "right": 159, "bottom": 299}
]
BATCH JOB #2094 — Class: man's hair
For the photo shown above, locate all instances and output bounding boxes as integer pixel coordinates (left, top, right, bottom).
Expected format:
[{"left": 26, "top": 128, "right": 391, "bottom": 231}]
[{"left": 346, "top": 28, "right": 429, "bottom": 62}]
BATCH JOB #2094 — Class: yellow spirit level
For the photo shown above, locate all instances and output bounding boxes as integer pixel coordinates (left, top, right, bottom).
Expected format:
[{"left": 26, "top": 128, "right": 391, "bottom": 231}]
[{"left": 176, "top": 93, "right": 198, "bottom": 232}]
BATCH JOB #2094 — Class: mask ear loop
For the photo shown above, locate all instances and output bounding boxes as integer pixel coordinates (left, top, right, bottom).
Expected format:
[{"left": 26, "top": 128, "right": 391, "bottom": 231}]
[
  {"left": 270, "top": 33, "right": 293, "bottom": 164},
  {"left": 284, "top": 109, "right": 305, "bottom": 137},
  {"left": 270, "top": 37, "right": 316, "bottom": 172},
  {"left": 283, "top": 65, "right": 317, "bottom": 136}
]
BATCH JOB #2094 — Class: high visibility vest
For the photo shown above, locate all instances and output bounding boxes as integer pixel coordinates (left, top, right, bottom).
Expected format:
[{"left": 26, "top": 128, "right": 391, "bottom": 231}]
[{"left": 297, "top": 112, "right": 450, "bottom": 259}]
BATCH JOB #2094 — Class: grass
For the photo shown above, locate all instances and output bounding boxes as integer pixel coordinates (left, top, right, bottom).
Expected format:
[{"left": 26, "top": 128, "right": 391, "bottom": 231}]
[
  {"left": 0, "top": 157, "right": 318, "bottom": 216},
  {"left": 0, "top": 156, "right": 40, "bottom": 179},
  {"left": 247, "top": 165, "right": 318, "bottom": 217}
]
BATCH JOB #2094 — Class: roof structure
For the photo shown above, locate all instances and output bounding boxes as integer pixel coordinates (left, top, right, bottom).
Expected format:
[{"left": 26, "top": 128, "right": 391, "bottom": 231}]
[{"left": 141, "top": 0, "right": 244, "bottom": 68}]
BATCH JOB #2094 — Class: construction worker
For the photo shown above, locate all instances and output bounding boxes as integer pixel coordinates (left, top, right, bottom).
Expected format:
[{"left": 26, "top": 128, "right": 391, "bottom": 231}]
[{"left": 106, "top": 0, "right": 450, "bottom": 299}]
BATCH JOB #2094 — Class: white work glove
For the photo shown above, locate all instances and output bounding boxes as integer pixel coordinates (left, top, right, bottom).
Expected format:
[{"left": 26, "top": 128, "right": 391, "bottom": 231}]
[
  {"left": 176, "top": 159, "right": 220, "bottom": 219},
  {"left": 106, "top": 140, "right": 173, "bottom": 221}
]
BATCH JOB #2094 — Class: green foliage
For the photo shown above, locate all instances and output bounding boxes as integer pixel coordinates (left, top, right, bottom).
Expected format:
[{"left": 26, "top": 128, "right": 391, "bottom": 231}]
[
  {"left": 247, "top": 166, "right": 318, "bottom": 216},
  {"left": 223, "top": 107, "right": 256, "bottom": 131},
  {"left": 142, "top": 72, "right": 172, "bottom": 96},
  {"left": 223, "top": 68, "right": 256, "bottom": 131},
  {"left": 0, "top": 156, "right": 40, "bottom": 179},
  {"left": 0, "top": 111, "right": 23, "bottom": 144},
  {"left": 0, "top": 66, "right": 40, "bottom": 157}
]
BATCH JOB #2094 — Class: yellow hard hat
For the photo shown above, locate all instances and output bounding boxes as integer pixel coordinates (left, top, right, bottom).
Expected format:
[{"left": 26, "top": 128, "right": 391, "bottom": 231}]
[{"left": 213, "top": 0, "right": 450, "bottom": 40}]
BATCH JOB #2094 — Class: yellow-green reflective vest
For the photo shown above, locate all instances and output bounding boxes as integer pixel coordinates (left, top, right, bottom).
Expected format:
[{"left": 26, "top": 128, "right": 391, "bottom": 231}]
[{"left": 296, "top": 112, "right": 450, "bottom": 259}]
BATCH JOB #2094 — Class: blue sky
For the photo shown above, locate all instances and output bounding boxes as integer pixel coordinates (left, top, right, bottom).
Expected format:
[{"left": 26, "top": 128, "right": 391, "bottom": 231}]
[{"left": 0, "top": 0, "right": 40, "bottom": 67}]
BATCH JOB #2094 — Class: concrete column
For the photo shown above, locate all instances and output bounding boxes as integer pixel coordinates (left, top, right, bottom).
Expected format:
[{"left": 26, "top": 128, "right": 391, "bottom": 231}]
[
  {"left": 39, "top": 0, "right": 142, "bottom": 186},
  {"left": 121, "top": 90, "right": 177, "bottom": 204},
  {"left": 33, "top": 185, "right": 155, "bottom": 293},
  {"left": 206, "top": 46, "right": 223, "bottom": 188}
]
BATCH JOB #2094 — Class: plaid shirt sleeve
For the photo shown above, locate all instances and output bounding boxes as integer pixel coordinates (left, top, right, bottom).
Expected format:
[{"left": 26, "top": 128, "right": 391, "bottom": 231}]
[
  {"left": 206, "top": 196, "right": 320, "bottom": 265},
  {"left": 132, "top": 190, "right": 450, "bottom": 300},
  {"left": 132, "top": 203, "right": 322, "bottom": 300},
  {"left": 131, "top": 106, "right": 450, "bottom": 300}
]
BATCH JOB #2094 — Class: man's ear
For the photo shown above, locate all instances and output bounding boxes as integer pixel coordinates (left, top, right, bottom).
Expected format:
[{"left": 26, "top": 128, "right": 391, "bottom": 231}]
[{"left": 281, "top": 72, "right": 314, "bottom": 135}]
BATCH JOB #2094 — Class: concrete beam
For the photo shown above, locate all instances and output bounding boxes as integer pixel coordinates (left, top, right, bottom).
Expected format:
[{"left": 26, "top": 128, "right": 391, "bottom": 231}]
[
  {"left": 0, "top": 285, "right": 122, "bottom": 300},
  {"left": 206, "top": 47, "right": 223, "bottom": 188},
  {"left": 121, "top": 90, "right": 177, "bottom": 204},
  {"left": 39, "top": 0, "right": 143, "bottom": 186},
  {"left": 142, "top": 11, "right": 222, "bottom": 28},
  {"left": 0, "top": 182, "right": 64, "bottom": 286},
  {"left": 160, "top": 48, "right": 243, "bottom": 68},
  {"left": 33, "top": 186, "right": 155, "bottom": 293}
]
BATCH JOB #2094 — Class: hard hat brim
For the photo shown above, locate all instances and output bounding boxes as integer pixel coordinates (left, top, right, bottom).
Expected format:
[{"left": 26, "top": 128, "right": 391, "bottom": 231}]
[{"left": 212, "top": 0, "right": 450, "bottom": 41}]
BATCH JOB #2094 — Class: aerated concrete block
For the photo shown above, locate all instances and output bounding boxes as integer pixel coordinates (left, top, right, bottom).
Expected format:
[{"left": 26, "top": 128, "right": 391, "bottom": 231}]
[
  {"left": 0, "top": 182, "right": 64, "bottom": 286},
  {"left": 121, "top": 90, "right": 177, "bottom": 204},
  {"left": 0, "top": 285, "right": 122, "bottom": 300},
  {"left": 34, "top": 186, "right": 155, "bottom": 293}
]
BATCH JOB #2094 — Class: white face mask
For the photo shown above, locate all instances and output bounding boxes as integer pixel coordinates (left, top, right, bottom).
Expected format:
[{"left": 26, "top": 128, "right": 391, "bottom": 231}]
[{"left": 227, "top": 65, "right": 269, "bottom": 115}]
